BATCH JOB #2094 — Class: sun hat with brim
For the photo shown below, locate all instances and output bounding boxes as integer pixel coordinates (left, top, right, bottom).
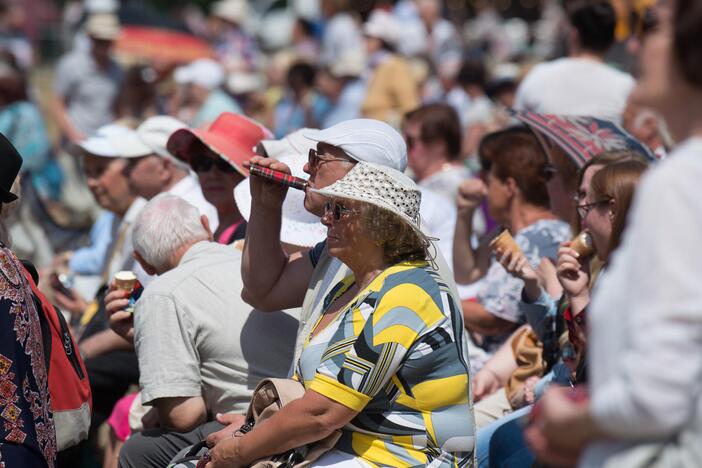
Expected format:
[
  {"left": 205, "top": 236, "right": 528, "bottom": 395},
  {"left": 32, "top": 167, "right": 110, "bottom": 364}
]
[
  {"left": 0, "top": 133, "right": 22, "bottom": 203},
  {"left": 511, "top": 110, "right": 659, "bottom": 168},
  {"left": 302, "top": 119, "right": 407, "bottom": 172},
  {"left": 85, "top": 13, "right": 121, "bottom": 41},
  {"left": 167, "top": 113, "right": 273, "bottom": 177},
  {"left": 234, "top": 138, "right": 326, "bottom": 247},
  {"left": 311, "top": 161, "right": 427, "bottom": 243}
]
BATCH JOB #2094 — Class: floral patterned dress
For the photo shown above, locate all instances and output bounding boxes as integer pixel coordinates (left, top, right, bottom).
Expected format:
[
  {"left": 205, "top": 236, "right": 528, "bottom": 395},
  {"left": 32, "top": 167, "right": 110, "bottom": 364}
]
[{"left": 0, "top": 245, "right": 56, "bottom": 468}]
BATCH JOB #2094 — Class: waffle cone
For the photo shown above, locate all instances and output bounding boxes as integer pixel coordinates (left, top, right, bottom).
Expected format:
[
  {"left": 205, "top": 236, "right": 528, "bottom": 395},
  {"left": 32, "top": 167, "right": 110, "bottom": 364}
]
[
  {"left": 489, "top": 229, "right": 523, "bottom": 256},
  {"left": 570, "top": 231, "right": 594, "bottom": 259}
]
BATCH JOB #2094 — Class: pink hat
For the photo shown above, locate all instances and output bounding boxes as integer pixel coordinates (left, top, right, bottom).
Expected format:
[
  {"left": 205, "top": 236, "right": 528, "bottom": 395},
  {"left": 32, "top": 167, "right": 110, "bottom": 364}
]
[{"left": 167, "top": 112, "right": 273, "bottom": 176}]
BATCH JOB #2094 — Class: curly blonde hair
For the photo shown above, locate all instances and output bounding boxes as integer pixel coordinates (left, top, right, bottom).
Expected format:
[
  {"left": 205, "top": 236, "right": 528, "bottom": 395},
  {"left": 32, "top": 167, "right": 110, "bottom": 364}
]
[{"left": 358, "top": 204, "right": 427, "bottom": 265}]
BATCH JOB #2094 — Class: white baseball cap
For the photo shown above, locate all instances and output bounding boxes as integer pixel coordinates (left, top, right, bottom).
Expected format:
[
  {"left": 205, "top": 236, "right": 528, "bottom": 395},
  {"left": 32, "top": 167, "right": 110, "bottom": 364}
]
[
  {"left": 302, "top": 119, "right": 407, "bottom": 172},
  {"left": 174, "top": 59, "right": 224, "bottom": 90},
  {"left": 106, "top": 116, "right": 191, "bottom": 170},
  {"left": 77, "top": 124, "right": 132, "bottom": 158}
]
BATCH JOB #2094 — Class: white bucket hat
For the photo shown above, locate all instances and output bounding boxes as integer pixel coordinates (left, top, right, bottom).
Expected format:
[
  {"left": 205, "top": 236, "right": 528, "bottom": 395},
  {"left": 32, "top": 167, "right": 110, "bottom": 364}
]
[
  {"left": 233, "top": 129, "right": 326, "bottom": 248},
  {"left": 302, "top": 119, "right": 407, "bottom": 172},
  {"left": 311, "top": 161, "right": 426, "bottom": 241}
]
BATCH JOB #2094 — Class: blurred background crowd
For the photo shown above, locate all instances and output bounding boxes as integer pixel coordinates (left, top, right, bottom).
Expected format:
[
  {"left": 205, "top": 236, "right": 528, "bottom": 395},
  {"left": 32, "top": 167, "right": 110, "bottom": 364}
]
[
  {"left": 2, "top": 0, "right": 660, "bottom": 268},
  {"left": 3, "top": 0, "right": 697, "bottom": 467}
]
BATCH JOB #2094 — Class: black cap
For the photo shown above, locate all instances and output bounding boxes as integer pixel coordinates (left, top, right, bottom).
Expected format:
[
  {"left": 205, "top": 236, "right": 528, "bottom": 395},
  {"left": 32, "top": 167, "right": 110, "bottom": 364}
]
[{"left": 0, "top": 132, "right": 22, "bottom": 203}]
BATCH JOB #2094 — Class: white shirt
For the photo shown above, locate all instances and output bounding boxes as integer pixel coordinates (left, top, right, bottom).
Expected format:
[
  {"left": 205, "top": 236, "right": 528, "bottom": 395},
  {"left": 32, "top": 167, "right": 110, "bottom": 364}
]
[
  {"left": 168, "top": 174, "right": 219, "bottom": 232},
  {"left": 582, "top": 138, "right": 702, "bottom": 466},
  {"left": 514, "top": 57, "right": 635, "bottom": 124}
]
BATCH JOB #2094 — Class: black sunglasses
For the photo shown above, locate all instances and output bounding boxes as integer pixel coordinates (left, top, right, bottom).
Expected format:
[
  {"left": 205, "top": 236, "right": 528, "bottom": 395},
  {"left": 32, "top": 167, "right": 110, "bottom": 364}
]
[
  {"left": 323, "top": 201, "right": 355, "bottom": 221},
  {"left": 308, "top": 148, "right": 354, "bottom": 172},
  {"left": 191, "top": 155, "right": 236, "bottom": 174}
]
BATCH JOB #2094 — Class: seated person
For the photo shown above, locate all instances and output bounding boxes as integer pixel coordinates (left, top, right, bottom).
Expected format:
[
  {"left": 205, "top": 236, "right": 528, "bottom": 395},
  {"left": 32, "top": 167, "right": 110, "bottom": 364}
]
[
  {"left": 207, "top": 162, "right": 475, "bottom": 467},
  {"left": 453, "top": 127, "right": 570, "bottom": 370},
  {"left": 110, "top": 194, "right": 304, "bottom": 468}
]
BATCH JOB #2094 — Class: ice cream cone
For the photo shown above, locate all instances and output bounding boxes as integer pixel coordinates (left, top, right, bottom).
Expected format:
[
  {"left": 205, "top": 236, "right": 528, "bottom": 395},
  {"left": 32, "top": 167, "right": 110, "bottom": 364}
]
[
  {"left": 114, "top": 270, "right": 137, "bottom": 292},
  {"left": 489, "top": 229, "right": 523, "bottom": 257},
  {"left": 570, "top": 231, "right": 594, "bottom": 259}
]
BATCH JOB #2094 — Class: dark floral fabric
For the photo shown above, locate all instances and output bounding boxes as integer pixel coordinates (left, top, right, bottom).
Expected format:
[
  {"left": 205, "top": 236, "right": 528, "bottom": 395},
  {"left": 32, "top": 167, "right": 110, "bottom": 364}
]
[{"left": 0, "top": 246, "right": 56, "bottom": 468}]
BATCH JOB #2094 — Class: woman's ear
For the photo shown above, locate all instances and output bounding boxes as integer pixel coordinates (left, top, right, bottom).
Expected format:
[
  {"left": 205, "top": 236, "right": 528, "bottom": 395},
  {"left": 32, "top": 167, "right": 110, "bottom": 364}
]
[
  {"left": 505, "top": 177, "right": 518, "bottom": 198},
  {"left": 608, "top": 199, "right": 616, "bottom": 221}
]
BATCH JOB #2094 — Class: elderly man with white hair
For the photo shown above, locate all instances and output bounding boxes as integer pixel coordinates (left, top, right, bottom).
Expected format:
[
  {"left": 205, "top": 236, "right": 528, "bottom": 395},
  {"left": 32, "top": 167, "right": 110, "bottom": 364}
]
[{"left": 109, "top": 193, "right": 314, "bottom": 468}]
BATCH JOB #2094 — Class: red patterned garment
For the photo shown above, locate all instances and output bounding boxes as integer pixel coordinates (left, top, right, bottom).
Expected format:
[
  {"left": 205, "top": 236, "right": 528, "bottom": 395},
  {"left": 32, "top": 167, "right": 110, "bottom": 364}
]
[{"left": 0, "top": 245, "right": 56, "bottom": 468}]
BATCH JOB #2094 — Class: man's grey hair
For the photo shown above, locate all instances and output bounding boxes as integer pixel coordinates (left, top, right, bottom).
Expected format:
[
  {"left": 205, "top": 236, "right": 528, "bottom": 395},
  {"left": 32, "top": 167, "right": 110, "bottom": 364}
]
[{"left": 132, "top": 193, "right": 209, "bottom": 271}]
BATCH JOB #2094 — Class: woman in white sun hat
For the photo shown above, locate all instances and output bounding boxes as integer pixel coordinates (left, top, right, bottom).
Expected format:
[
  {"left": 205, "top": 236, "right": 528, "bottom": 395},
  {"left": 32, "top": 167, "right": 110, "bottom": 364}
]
[{"left": 206, "top": 161, "right": 475, "bottom": 467}]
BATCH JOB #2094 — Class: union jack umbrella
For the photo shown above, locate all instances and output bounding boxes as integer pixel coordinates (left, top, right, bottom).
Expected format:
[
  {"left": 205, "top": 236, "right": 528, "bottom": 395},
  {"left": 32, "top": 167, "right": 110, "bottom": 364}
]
[{"left": 510, "top": 110, "right": 659, "bottom": 168}]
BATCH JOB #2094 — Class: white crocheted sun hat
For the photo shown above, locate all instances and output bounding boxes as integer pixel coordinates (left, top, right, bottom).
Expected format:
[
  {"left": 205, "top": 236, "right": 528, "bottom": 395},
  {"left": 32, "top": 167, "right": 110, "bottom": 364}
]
[{"left": 311, "top": 161, "right": 426, "bottom": 240}]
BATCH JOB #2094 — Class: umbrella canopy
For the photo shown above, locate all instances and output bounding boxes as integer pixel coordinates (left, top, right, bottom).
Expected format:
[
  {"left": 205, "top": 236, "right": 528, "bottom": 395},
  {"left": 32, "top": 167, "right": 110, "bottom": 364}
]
[
  {"left": 115, "top": 25, "right": 214, "bottom": 64},
  {"left": 511, "top": 110, "right": 659, "bottom": 168}
]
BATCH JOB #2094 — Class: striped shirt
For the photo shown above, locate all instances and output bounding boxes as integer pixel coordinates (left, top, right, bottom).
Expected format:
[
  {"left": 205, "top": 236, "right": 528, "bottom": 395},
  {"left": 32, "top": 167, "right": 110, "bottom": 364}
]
[{"left": 295, "top": 260, "right": 474, "bottom": 467}]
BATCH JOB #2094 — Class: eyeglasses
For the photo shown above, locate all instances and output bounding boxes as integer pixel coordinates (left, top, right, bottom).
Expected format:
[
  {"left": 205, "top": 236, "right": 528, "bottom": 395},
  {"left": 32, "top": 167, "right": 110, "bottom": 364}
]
[
  {"left": 191, "top": 155, "right": 236, "bottom": 174},
  {"left": 323, "top": 201, "right": 355, "bottom": 221},
  {"left": 308, "top": 148, "right": 354, "bottom": 173},
  {"left": 576, "top": 199, "right": 611, "bottom": 219}
]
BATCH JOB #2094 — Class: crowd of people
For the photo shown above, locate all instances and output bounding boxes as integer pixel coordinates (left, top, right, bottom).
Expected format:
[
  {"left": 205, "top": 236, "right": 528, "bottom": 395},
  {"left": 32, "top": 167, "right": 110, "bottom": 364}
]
[{"left": 1, "top": 0, "right": 701, "bottom": 467}]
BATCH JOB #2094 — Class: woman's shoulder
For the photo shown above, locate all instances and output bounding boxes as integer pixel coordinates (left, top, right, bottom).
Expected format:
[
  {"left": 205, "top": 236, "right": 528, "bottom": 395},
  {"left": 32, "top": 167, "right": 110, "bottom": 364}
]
[{"left": 377, "top": 261, "right": 446, "bottom": 297}]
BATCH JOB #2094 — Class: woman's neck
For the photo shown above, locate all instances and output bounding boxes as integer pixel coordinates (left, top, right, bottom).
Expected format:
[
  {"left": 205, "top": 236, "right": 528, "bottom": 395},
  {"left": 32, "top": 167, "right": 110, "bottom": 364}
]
[
  {"left": 346, "top": 253, "right": 387, "bottom": 291},
  {"left": 508, "top": 202, "right": 556, "bottom": 234}
]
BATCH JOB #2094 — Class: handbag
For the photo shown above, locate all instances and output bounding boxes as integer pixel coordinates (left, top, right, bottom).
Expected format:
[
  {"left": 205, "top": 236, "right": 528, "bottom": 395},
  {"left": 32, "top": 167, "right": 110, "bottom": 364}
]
[
  {"left": 240, "top": 378, "right": 342, "bottom": 468},
  {"left": 505, "top": 326, "right": 545, "bottom": 409},
  {"left": 171, "top": 379, "right": 342, "bottom": 468}
]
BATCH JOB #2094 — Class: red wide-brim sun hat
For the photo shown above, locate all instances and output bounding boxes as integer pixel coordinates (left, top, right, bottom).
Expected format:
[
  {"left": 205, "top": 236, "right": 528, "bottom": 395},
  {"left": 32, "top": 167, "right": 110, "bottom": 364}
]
[{"left": 167, "top": 112, "right": 273, "bottom": 176}]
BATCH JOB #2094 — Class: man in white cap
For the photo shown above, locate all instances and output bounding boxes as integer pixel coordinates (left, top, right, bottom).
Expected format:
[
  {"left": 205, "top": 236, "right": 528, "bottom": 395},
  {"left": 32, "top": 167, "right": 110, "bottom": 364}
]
[
  {"left": 360, "top": 9, "right": 419, "bottom": 126},
  {"left": 110, "top": 115, "right": 219, "bottom": 229},
  {"left": 174, "top": 58, "right": 243, "bottom": 128},
  {"left": 209, "top": 0, "right": 259, "bottom": 71},
  {"left": 52, "top": 124, "right": 154, "bottom": 444},
  {"left": 50, "top": 13, "right": 123, "bottom": 143}
]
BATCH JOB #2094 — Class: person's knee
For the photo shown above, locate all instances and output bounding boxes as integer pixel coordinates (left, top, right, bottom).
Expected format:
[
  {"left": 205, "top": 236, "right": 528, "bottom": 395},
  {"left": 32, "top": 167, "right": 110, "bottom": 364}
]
[{"left": 117, "top": 430, "right": 161, "bottom": 468}]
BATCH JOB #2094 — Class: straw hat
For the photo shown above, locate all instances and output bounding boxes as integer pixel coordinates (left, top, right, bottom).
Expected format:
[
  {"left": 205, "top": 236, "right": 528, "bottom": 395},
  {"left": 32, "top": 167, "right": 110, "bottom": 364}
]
[{"left": 311, "top": 161, "right": 425, "bottom": 240}]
